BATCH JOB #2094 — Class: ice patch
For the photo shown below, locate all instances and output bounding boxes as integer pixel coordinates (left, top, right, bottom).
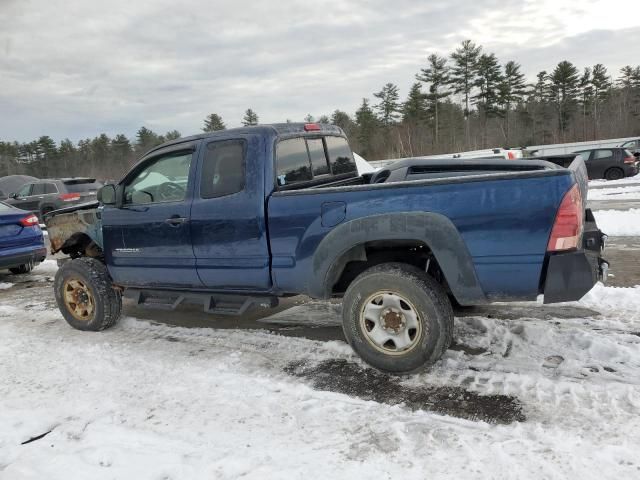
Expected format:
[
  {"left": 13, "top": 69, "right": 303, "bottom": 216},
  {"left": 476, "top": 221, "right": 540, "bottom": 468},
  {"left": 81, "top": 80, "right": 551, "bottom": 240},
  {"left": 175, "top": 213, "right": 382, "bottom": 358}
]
[{"left": 0, "top": 282, "right": 13, "bottom": 290}]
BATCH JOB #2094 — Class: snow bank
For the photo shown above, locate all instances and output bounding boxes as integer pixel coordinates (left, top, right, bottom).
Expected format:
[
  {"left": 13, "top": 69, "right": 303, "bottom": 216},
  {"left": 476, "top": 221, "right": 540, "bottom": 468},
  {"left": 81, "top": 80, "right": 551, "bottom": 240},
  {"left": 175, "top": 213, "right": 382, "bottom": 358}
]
[
  {"left": 592, "top": 208, "right": 640, "bottom": 236},
  {"left": 0, "top": 282, "right": 12, "bottom": 290}
]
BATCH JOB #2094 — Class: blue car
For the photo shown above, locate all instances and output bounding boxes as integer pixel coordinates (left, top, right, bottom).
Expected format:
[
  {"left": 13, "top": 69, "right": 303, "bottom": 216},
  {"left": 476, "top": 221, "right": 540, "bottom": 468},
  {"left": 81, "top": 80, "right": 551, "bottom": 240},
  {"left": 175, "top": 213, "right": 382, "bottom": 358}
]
[{"left": 0, "top": 201, "right": 47, "bottom": 274}]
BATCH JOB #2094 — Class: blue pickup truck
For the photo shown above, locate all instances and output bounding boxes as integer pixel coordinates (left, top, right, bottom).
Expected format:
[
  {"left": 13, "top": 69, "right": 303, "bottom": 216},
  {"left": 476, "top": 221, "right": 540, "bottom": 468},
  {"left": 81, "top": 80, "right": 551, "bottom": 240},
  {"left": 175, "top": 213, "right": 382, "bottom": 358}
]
[{"left": 45, "top": 123, "right": 606, "bottom": 373}]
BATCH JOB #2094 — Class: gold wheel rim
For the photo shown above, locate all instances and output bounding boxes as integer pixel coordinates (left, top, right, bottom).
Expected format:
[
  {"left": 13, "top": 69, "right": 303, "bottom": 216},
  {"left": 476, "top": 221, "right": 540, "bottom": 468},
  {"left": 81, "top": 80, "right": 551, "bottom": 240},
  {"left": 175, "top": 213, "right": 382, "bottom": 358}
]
[{"left": 63, "top": 278, "right": 95, "bottom": 321}]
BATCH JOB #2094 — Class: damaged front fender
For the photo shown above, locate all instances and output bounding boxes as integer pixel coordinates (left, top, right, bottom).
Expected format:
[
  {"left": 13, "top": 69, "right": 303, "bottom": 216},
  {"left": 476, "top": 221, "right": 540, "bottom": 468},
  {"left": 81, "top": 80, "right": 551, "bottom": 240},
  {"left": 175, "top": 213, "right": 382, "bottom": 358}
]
[{"left": 44, "top": 203, "right": 103, "bottom": 256}]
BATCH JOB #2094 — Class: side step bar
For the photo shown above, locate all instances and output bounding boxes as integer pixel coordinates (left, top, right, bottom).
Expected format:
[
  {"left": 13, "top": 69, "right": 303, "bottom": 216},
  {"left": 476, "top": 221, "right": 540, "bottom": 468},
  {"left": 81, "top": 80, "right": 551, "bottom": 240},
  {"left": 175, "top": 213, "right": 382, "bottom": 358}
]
[{"left": 124, "top": 289, "right": 279, "bottom": 316}]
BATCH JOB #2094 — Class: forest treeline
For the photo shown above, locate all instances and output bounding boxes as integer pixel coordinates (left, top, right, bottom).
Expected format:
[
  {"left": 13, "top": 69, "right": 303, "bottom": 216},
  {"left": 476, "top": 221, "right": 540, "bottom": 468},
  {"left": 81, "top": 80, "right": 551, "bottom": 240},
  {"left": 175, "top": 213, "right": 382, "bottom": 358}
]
[{"left": 2, "top": 40, "right": 640, "bottom": 179}]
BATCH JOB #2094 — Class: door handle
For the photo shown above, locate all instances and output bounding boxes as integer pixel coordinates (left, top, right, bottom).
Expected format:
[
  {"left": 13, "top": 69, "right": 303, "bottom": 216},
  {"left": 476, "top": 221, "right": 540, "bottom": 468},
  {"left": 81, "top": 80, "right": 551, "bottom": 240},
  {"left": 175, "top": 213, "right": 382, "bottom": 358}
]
[{"left": 165, "top": 216, "right": 188, "bottom": 226}]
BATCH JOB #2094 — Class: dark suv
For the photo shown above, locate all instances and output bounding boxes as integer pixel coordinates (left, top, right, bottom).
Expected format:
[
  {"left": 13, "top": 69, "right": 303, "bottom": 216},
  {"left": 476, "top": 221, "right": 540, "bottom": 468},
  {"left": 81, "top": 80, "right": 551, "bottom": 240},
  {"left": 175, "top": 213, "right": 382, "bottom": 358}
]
[
  {"left": 6, "top": 178, "right": 103, "bottom": 219},
  {"left": 573, "top": 148, "right": 638, "bottom": 180}
]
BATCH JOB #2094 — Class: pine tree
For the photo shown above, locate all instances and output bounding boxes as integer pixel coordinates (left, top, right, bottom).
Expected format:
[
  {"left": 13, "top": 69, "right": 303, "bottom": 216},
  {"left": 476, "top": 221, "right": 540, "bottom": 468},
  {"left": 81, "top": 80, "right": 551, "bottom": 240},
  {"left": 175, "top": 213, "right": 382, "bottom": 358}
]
[
  {"left": 579, "top": 67, "right": 593, "bottom": 140},
  {"left": 203, "top": 113, "right": 226, "bottom": 132},
  {"left": 317, "top": 115, "right": 330, "bottom": 124},
  {"left": 402, "top": 82, "right": 427, "bottom": 124},
  {"left": 473, "top": 53, "right": 504, "bottom": 116},
  {"left": 499, "top": 61, "right": 527, "bottom": 144},
  {"left": 242, "top": 108, "right": 259, "bottom": 126},
  {"left": 164, "top": 130, "right": 181, "bottom": 141},
  {"left": 355, "top": 98, "right": 379, "bottom": 157},
  {"left": 449, "top": 40, "right": 482, "bottom": 118},
  {"left": 590, "top": 64, "right": 610, "bottom": 138},
  {"left": 304, "top": 114, "right": 315, "bottom": 122},
  {"left": 416, "top": 55, "right": 450, "bottom": 144},
  {"left": 527, "top": 71, "right": 552, "bottom": 144},
  {"left": 550, "top": 61, "right": 580, "bottom": 137},
  {"left": 373, "top": 83, "right": 401, "bottom": 126},
  {"left": 331, "top": 110, "right": 356, "bottom": 135},
  {"left": 135, "top": 127, "right": 162, "bottom": 154}
]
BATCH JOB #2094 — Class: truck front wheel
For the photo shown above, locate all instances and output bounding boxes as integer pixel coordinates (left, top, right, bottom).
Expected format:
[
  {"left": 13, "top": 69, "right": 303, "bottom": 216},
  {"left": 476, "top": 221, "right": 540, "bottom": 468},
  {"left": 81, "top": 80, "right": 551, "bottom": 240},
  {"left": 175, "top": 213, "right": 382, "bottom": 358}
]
[
  {"left": 54, "top": 258, "right": 122, "bottom": 331},
  {"left": 341, "top": 263, "right": 453, "bottom": 374}
]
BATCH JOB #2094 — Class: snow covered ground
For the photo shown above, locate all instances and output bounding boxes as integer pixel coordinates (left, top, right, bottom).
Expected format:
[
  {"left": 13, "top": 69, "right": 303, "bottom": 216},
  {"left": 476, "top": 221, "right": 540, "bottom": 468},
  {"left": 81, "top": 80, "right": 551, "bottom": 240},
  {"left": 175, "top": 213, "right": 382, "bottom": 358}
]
[
  {"left": 588, "top": 185, "right": 640, "bottom": 201},
  {"left": 1, "top": 258, "right": 640, "bottom": 479},
  {"left": 589, "top": 172, "right": 640, "bottom": 187},
  {"left": 592, "top": 209, "right": 640, "bottom": 236}
]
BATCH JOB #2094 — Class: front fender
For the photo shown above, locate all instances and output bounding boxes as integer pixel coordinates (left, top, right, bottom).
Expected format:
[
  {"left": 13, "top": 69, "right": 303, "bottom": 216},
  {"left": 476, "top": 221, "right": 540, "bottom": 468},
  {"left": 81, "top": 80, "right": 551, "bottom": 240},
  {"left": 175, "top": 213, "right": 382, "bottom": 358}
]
[{"left": 311, "top": 212, "right": 487, "bottom": 305}]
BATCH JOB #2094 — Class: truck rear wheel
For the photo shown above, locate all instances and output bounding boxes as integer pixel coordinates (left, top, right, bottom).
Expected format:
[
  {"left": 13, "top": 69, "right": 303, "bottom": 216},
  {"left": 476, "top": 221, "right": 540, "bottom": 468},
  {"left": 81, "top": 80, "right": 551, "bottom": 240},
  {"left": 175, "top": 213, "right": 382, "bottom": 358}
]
[
  {"left": 341, "top": 263, "right": 453, "bottom": 374},
  {"left": 54, "top": 257, "right": 122, "bottom": 331}
]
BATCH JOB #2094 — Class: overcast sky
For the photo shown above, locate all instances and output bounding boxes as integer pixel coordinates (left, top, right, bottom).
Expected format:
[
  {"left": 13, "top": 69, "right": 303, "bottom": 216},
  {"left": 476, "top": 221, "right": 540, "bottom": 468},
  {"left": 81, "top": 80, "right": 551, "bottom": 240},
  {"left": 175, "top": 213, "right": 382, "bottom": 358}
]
[{"left": 1, "top": 0, "right": 639, "bottom": 143}]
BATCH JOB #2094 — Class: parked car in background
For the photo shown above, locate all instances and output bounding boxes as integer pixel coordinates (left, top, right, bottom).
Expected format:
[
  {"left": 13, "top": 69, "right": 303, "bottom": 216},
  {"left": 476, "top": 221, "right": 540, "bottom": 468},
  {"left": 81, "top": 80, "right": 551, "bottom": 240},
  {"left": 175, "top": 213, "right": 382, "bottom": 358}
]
[
  {"left": 5, "top": 178, "right": 103, "bottom": 220},
  {"left": 534, "top": 148, "right": 638, "bottom": 180},
  {"left": 0, "top": 202, "right": 46, "bottom": 274},
  {"left": 619, "top": 139, "right": 640, "bottom": 157},
  {"left": 0, "top": 175, "right": 38, "bottom": 201}
]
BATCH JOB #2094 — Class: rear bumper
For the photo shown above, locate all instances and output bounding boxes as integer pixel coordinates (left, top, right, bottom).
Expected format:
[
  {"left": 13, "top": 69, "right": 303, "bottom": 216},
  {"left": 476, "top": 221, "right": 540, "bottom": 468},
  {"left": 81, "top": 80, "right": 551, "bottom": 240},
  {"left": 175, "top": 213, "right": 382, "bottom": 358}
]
[
  {"left": 543, "top": 210, "right": 607, "bottom": 303},
  {"left": 624, "top": 163, "right": 639, "bottom": 176},
  {"left": 542, "top": 250, "right": 607, "bottom": 303},
  {"left": 0, "top": 247, "right": 47, "bottom": 270}
]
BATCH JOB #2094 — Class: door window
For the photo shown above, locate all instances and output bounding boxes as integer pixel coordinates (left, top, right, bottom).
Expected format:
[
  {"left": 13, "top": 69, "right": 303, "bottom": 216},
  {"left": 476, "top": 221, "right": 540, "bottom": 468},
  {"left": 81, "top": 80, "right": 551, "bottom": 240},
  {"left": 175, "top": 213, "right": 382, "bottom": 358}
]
[
  {"left": 43, "top": 183, "right": 58, "bottom": 194},
  {"left": 16, "top": 184, "right": 33, "bottom": 197},
  {"left": 593, "top": 149, "right": 613, "bottom": 159},
  {"left": 124, "top": 151, "right": 192, "bottom": 205},
  {"left": 31, "top": 184, "right": 46, "bottom": 195},
  {"left": 200, "top": 140, "right": 246, "bottom": 198}
]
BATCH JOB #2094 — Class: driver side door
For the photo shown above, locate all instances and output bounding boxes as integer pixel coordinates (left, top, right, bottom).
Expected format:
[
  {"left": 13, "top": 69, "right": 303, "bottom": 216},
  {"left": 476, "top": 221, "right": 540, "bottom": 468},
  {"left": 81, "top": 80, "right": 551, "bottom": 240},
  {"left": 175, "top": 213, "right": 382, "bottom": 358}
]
[{"left": 102, "top": 144, "right": 202, "bottom": 288}]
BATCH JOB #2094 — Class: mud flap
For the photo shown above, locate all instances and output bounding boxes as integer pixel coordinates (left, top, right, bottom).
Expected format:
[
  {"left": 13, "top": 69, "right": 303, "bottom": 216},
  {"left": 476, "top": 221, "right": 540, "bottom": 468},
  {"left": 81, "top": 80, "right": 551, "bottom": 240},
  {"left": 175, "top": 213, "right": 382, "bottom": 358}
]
[{"left": 543, "top": 251, "right": 601, "bottom": 304}]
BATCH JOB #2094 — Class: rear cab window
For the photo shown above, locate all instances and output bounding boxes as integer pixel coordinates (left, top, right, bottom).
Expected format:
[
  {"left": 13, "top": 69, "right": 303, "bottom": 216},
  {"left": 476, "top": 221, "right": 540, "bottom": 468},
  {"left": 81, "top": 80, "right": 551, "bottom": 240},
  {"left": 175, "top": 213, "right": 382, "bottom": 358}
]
[{"left": 275, "top": 135, "right": 356, "bottom": 189}]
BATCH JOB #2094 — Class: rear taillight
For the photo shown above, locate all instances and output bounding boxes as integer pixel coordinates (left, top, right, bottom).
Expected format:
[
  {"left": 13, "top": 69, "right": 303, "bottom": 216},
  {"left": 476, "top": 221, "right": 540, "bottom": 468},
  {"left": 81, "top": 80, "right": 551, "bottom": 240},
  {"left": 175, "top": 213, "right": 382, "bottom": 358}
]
[
  {"left": 60, "top": 193, "right": 81, "bottom": 202},
  {"left": 547, "top": 184, "right": 583, "bottom": 252},
  {"left": 624, "top": 156, "right": 636, "bottom": 164},
  {"left": 19, "top": 214, "right": 39, "bottom": 227},
  {"left": 304, "top": 123, "right": 321, "bottom": 131}
]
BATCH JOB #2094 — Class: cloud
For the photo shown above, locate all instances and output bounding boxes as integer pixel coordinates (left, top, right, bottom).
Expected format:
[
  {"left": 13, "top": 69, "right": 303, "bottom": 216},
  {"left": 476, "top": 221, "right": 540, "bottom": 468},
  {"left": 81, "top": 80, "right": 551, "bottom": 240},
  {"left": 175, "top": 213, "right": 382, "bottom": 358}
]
[{"left": 0, "top": 0, "right": 639, "bottom": 142}]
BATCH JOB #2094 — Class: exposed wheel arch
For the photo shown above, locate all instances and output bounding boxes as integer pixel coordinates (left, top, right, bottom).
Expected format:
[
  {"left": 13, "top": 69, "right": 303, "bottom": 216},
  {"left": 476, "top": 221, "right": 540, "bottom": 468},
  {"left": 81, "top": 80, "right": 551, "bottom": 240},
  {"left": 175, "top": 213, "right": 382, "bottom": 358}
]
[
  {"left": 58, "top": 232, "right": 103, "bottom": 259},
  {"left": 311, "top": 212, "right": 487, "bottom": 305}
]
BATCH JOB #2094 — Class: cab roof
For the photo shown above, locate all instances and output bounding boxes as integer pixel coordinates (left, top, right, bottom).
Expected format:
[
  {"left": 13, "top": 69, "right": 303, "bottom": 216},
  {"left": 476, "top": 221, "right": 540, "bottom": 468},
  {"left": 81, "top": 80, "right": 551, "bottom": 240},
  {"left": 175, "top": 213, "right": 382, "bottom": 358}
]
[{"left": 144, "top": 123, "right": 345, "bottom": 157}]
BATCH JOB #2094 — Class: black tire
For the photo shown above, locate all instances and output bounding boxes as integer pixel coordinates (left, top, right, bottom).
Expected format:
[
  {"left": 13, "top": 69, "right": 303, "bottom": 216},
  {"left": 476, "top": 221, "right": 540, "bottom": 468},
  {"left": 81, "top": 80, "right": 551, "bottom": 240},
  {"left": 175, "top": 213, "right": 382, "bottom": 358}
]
[
  {"left": 9, "top": 263, "right": 34, "bottom": 275},
  {"left": 341, "top": 263, "right": 454, "bottom": 374},
  {"left": 605, "top": 168, "right": 624, "bottom": 181},
  {"left": 54, "top": 257, "right": 122, "bottom": 331}
]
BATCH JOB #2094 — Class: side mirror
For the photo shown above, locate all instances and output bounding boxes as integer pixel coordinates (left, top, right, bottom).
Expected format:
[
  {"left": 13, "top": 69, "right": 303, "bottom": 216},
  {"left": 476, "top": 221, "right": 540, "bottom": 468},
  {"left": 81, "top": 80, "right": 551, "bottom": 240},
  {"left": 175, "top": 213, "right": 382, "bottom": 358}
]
[
  {"left": 9, "top": 192, "right": 18, "bottom": 199},
  {"left": 97, "top": 184, "right": 117, "bottom": 205}
]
